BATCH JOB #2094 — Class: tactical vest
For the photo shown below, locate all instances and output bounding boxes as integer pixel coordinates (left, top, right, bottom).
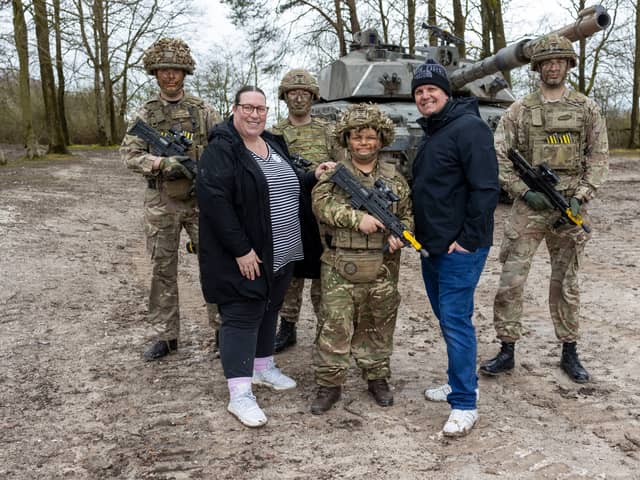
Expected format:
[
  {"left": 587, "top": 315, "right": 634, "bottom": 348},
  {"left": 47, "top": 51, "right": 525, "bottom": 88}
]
[
  {"left": 144, "top": 95, "right": 208, "bottom": 200},
  {"left": 520, "top": 91, "right": 587, "bottom": 192},
  {"left": 272, "top": 118, "right": 332, "bottom": 166},
  {"left": 325, "top": 160, "right": 399, "bottom": 251},
  {"left": 144, "top": 94, "right": 208, "bottom": 161}
]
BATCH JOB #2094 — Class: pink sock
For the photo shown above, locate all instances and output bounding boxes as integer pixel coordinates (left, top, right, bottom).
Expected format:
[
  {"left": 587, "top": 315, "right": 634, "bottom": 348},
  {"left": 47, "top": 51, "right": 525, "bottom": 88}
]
[
  {"left": 253, "top": 356, "right": 273, "bottom": 372},
  {"left": 227, "top": 377, "right": 252, "bottom": 398}
]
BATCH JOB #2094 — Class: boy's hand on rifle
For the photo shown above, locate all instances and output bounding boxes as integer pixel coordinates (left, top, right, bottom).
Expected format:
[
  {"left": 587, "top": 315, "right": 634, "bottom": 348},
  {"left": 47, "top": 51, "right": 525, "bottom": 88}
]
[
  {"left": 359, "top": 214, "right": 385, "bottom": 234},
  {"left": 523, "top": 190, "right": 553, "bottom": 211},
  {"left": 159, "top": 156, "right": 193, "bottom": 180}
]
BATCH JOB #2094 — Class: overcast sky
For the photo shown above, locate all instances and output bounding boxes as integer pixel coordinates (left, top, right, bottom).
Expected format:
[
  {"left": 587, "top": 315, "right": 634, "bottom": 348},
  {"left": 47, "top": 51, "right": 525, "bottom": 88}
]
[{"left": 183, "top": 0, "right": 602, "bottom": 63}]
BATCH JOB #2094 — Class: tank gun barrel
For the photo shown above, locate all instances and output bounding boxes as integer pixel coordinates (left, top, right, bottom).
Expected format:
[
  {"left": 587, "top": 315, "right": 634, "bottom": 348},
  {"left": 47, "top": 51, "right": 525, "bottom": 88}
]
[{"left": 449, "top": 4, "right": 611, "bottom": 90}]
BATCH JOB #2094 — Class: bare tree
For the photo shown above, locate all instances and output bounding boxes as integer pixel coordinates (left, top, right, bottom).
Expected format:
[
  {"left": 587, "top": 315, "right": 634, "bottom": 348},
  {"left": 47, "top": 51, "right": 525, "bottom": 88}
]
[
  {"left": 452, "top": 0, "right": 466, "bottom": 57},
  {"left": 53, "top": 0, "right": 69, "bottom": 145},
  {"left": 629, "top": 1, "right": 639, "bottom": 148},
  {"left": 427, "top": 0, "right": 437, "bottom": 46},
  {"left": 12, "top": 0, "right": 38, "bottom": 158},
  {"left": 33, "top": 0, "right": 68, "bottom": 154}
]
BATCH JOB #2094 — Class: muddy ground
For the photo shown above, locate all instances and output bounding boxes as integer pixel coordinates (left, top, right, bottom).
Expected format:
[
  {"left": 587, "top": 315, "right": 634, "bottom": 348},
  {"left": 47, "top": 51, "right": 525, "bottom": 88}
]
[{"left": 0, "top": 146, "right": 639, "bottom": 480}]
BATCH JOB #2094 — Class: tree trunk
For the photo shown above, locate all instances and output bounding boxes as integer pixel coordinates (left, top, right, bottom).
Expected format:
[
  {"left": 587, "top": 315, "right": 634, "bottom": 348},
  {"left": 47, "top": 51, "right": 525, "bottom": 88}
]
[
  {"left": 407, "top": 0, "right": 416, "bottom": 55},
  {"left": 53, "top": 0, "right": 70, "bottom": 145},
  {"left": 334, "top": 0, "right": 347, "bottom": 56},
  {"left": 452, "top": 0, "right": 465, "bottom": 57},
  {"left": 629, "top": 2, "right": 640, "bottom": 149},
  {"left": 94, "top": 0, "right": 115, "bottom": 144},
  {"left": 76, "top": 0, "right": 107, "bottom": 145},
  {"left": 377, "top": 0, "right": 389, "bottom": 44},
  {"left": 345, "top": 0, "right": 360, "bottom": 36},
  {"left": 489, "top": 0, "right": 509, "bottom": 86},
  {"left": 33, "top": 0, "right": 68, "bottom": 154},
  {"left": 480, "top": 0, "right": 491, "bottom": 58},
  {"left": 12, "top": 0, "right": 38, "bottom": 159},
  {"left": 427, "top": 0, "right": 437, "bottom": 47}
]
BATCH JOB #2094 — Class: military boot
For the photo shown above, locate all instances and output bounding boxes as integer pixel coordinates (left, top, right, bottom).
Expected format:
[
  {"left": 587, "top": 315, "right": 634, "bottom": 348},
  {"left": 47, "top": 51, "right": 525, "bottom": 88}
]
[
  {"left": 143, "top": 339, "right": 178, "bottom": 361},
  {"left": 561, "top": 342, "right": 590, "bottom": 383},
  {"left": 479, "top": 341, "right": 515, "bottom": 376},
  {"left": 274, "top": 318, "right": 297, "bottom": 353},
  {"left": 310, "top": 386, "right": 341, "bottom": 415},
  {"left": 368, "top": 379, "right": 394, "bottom": 407}
]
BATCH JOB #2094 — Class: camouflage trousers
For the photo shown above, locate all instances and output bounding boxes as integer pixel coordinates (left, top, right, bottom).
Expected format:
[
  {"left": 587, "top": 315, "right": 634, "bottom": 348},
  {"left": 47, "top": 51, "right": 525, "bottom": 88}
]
[
  {"left": 144, "top": 189, "right": 218, "bottom": 340},
  {"left": 314, "top": 262, "right": 400, "bottom": 387},
  {"left": 493, "top": 199, "right": 591, "bottom": 343},
  {"left": 279, "top": 276, "right": 321, "bottom": 323}
]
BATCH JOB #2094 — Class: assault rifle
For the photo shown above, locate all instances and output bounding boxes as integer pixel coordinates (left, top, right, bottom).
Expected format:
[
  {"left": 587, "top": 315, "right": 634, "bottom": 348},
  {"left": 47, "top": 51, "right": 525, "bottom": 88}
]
[
  {"left": 127, "top": 118, "right": 198, "bottom": 179},
  {"left": 507, "top": 148, "right": 590, "bottom": 233},
  {"left": 329, "top": 163, "right": 429, "bottom": 257}
]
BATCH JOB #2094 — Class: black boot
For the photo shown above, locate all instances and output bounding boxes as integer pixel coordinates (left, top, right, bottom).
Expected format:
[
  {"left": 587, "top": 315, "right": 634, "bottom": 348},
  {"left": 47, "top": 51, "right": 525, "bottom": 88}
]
[
  {"left": 479, "top": 341, "right": 515, "bottom": 376},
  {"left": 561, "top": 342, "right": 590, "bottom": 383},
  {"left": 274, "top": 318, "right": 297, "bottom": 353},
  {"left": 143, "top": 339, "right": 178, "bottom": 361}
]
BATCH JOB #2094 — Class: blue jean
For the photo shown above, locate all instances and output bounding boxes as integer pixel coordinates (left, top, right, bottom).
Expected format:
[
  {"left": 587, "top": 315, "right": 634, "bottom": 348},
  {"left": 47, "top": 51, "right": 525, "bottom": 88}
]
[{"left": 421, "top": 248, "right": 489, "bottom": 410}]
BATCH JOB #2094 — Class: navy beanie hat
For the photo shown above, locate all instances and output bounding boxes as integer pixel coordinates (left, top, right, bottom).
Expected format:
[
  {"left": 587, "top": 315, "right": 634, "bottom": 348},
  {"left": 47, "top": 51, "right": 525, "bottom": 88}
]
[{"left": 411, "top": 59, "right": 452, "bottom": 97}]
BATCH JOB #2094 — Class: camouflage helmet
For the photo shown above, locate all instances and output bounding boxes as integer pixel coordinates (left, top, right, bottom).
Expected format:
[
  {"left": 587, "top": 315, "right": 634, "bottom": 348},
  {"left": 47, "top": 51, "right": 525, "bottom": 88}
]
[
  {"left": 278, "top": 69, "right": 320, "bottom": 100},
  {"left": 143, "top": 38, "right": 195, "bottom": 75},
  {"left": 334, "top": 103, "right": 395, "bottom": 148},
  {"left": 530, "top": 33, "right": 577, "bottom": 71}
]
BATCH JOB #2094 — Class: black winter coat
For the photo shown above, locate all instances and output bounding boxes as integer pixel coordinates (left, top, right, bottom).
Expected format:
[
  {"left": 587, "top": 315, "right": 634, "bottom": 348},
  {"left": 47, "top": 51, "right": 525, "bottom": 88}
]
[
  {"left": 196, "top": 117, "right": 319, "bottom": 305},
  {"left": 412, "top": 97, "right": 500, "bottom": 255}
]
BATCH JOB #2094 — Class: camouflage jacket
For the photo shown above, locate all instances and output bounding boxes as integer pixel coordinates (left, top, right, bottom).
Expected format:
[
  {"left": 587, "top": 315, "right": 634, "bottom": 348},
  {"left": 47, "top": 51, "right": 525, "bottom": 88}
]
[
  {"left": 494, "top": 88, "right": 609, "bottom": 202},
  {"left": 270, "top": 117, "right": 338, "bottom": 167},
  {"left": 120, "top": 92, "right": 220, "bottom": 177},
  {"left": 312, "top": 157, "right": 413, "bottom": 253}
]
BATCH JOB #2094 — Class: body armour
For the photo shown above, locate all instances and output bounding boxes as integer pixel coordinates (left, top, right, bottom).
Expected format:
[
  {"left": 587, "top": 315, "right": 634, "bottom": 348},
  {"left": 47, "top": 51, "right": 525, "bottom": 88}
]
[
  {"left": 518, "top": 90, "right": 587, "bottom": 193},
  {"left": 321, "top": 160, "right": 401, "bottom": 252},
  {"left": 143, "top": 94, "right": 209, "bottom": 161},
  {"left": 271, "top": 117, "right": 335, "bottom": 166}
]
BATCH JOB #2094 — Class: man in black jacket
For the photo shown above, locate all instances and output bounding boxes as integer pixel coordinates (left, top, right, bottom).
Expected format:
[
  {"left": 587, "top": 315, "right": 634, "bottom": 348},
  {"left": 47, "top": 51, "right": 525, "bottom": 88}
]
[{"left": 411, "top": 60, "right": 500, "bottom": 437}]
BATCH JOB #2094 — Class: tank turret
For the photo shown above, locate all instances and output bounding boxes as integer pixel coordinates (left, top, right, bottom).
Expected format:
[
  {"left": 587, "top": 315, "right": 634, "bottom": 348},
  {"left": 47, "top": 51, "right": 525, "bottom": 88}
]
[{"left": 311, "top": 5, "right": 610, "bottom": 178}]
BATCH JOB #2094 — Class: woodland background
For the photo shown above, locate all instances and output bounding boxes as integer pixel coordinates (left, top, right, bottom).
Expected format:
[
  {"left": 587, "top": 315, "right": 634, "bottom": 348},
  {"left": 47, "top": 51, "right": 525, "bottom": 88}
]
[{"left": 0, "top": 0, "right": 638, "bottom": 159}]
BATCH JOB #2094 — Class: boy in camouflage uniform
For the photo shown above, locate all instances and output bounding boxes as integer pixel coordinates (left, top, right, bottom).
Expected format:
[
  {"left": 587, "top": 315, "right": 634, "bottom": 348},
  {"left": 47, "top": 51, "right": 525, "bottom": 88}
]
[
  {"left": 480, "top": 34, "right": 609, "bottom": 382},
  {"left": 120, "top": 38, "right": 221, "bottom": 360},
  {"left": 270, "top": 69, "right": 337, "bottom": 353},
  {"left": 310, "top": 104, "right": 412, "bottom": 413}
]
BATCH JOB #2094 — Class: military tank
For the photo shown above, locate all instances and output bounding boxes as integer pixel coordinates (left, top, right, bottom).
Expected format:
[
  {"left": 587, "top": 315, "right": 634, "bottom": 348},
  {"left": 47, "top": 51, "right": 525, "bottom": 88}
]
[{"left": 310, "top": 4, "right": 610, "bottom": 178}]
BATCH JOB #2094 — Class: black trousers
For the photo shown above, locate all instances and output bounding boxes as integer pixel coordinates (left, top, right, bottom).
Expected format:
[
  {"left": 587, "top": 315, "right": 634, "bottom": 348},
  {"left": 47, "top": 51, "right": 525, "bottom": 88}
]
[{"left": 218, "top": 264, "right": 294, "bottom": 379}]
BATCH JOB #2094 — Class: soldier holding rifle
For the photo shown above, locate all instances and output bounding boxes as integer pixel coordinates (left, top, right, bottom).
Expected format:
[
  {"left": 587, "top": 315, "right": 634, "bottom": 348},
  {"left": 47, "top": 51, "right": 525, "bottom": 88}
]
[{"left": 480, "top": 34, "right": 609, "bottom": 383}]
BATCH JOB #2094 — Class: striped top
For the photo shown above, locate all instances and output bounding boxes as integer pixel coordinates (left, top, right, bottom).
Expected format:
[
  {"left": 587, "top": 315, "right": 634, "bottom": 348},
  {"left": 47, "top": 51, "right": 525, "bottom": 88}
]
[{"left": 249, "top": 146, "right": 303, "bottom": 272}]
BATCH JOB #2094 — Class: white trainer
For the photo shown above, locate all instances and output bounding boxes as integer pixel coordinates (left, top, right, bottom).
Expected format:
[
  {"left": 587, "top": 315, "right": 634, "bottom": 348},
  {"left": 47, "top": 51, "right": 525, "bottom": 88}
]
[
  {"left": 424, "top": 384, "right": 480, "bottom": 402},
  {"left": 253, "top": 363, "right": 297, "bottom": 391},
  {"left": 227, "top": 391, "right": 267, "bottom": 428},
  {"left": 442, "top": 409, "right": 478, "bottom": 437},
  {"left": 424, "top": 384, "right": 452, "bottom": 402}
]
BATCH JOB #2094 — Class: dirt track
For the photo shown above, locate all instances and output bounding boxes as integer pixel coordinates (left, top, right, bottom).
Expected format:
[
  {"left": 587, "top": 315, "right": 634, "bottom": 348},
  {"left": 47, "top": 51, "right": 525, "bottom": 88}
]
[{"left": 0, "top": 148, "right": 639, "bottom": 479}]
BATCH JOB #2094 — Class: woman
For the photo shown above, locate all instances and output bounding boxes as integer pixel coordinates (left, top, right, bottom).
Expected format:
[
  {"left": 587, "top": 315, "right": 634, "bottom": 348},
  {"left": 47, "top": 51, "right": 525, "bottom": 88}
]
[{"left": 196, "top": 86, "right": 334, "bottom": 428}]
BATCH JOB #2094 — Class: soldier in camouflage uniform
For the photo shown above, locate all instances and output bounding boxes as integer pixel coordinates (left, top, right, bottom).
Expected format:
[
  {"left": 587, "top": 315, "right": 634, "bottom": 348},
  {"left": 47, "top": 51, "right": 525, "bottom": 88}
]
[
  {"left": 120, "top": 38, "right": 221, "bottom": 360},
  {"left": 310, "top": 104, "right": 412, "bottom": 414},
  {"left": 479, "top": 34, "right": 609, "bottom": 383},
  {"left": 270, "top": 69, "right": 337, "bottom": 353}
]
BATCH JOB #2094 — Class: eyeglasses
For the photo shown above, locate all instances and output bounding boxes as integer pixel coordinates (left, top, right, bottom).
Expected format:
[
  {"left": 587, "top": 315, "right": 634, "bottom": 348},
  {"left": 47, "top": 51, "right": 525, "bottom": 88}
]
[
  {"left": 287, "top": 90, "right": 312, "bottom": 100},
  {"left": 237, "top": 103, "right": 269, "bottom": 115}
]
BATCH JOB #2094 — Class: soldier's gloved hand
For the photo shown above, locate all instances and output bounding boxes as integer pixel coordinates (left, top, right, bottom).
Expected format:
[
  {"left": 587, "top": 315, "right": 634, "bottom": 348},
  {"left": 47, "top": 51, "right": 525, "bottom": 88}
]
[
  {"left": 159, "top": 156, "right": 193, "bottom": 181},
  {"left": 569, "top": 197, "right": 582, "bottom": 217},
  {"left": 523, "top": 190, "right": 553, "bottom": 211}
]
